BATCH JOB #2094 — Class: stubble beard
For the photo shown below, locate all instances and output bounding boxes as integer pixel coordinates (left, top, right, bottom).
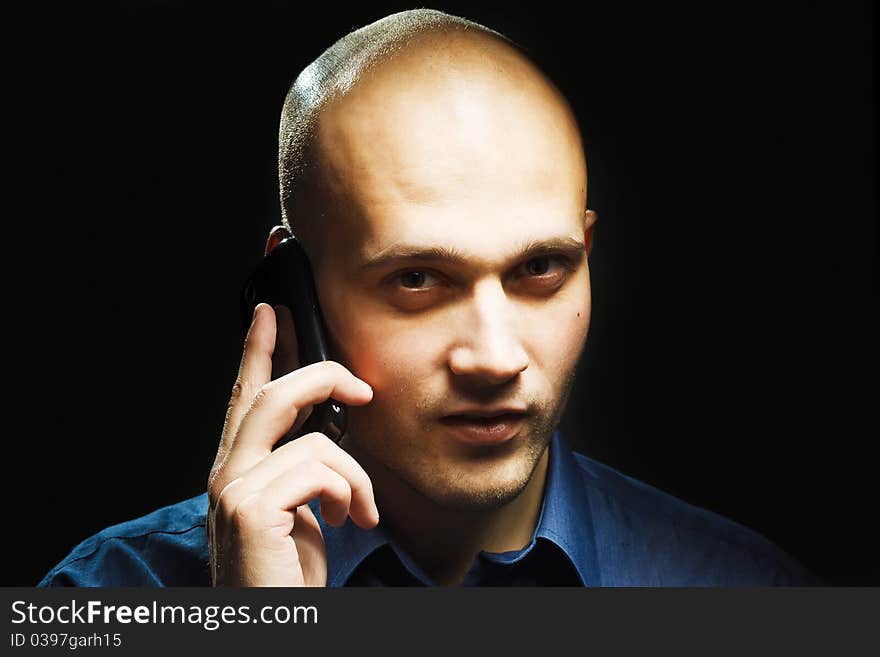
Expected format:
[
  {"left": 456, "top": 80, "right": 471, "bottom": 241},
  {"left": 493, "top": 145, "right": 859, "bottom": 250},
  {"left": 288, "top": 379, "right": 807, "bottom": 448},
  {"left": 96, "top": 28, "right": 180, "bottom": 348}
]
[{"left": 347, "top": 364, "right": 580, "bottom": 514}]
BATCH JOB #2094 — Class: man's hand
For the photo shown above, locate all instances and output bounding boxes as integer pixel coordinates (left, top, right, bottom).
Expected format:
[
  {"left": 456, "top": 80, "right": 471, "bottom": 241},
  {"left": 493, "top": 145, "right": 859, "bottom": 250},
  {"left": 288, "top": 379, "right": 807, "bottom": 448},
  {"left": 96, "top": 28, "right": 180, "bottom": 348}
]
[{"left": 207, "top": 303, "right": 378, "bottom": 586}]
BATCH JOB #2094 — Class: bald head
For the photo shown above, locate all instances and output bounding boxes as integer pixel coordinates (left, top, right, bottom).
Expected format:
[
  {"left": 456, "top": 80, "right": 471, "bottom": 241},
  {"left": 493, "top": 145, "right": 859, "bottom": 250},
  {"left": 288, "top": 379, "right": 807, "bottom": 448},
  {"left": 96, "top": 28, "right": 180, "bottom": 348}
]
[
  {"left": 270, "top": 11, "right": 594, "bottom": 519},
  {"left": 278, "top": 9, "right": 586, "bottom": 261}
]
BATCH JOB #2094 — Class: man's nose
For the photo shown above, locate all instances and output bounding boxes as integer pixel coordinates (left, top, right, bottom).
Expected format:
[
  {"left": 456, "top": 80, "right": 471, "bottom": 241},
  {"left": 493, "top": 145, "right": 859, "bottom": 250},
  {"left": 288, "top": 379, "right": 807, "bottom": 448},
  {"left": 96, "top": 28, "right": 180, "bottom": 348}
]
[{"left": 447, "top": 279, "right": 529, "bottom": 385}]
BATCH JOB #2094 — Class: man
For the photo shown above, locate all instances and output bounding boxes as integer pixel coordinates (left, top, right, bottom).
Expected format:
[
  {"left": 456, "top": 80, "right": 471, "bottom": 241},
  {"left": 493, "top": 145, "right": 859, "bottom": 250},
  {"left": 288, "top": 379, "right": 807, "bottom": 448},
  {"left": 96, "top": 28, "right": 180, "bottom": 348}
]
[{"left": 40, "top": 9, "right": 817, "bottom": 587}]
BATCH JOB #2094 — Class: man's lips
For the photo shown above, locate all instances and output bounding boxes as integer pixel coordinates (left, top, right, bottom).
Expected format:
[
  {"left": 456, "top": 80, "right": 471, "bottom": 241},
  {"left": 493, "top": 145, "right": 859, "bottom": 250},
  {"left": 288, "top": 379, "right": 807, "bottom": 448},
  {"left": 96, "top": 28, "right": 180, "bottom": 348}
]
[{"left": 438, "top": 412, "right": 528, "bottom": 445}]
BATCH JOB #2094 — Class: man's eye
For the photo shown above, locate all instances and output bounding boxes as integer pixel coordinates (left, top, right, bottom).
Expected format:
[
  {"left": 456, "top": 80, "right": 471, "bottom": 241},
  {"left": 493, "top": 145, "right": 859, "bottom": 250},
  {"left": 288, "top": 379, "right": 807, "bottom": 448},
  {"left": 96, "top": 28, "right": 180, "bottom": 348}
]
[
  {"left": 397, "top": 270, "right": 439, "bottom": 289},
  {"left": 524, "top": 256, "right": 566, "bottom": 277}
]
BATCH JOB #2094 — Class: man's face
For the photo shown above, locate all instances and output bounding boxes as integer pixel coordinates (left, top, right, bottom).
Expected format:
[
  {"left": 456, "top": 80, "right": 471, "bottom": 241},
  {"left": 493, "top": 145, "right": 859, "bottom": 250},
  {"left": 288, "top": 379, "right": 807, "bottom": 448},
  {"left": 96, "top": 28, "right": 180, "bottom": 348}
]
[{"left": 299, "top": 38, "right": 591, "bottom": 511}]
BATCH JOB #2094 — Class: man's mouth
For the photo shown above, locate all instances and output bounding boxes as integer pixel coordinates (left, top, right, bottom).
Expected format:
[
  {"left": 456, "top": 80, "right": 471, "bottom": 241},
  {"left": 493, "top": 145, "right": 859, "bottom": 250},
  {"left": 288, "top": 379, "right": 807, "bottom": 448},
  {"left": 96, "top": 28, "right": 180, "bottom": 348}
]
[{"left": 438, "top": 412, "right": 528, "bottom": 445}]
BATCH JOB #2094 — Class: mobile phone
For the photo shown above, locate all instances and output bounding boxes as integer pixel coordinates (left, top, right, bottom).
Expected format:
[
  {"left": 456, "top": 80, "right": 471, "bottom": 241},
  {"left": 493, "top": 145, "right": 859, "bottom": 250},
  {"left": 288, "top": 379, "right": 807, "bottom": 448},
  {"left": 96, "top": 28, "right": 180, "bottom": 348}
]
[{"left": 239, "top": 236, "right": 347, "bottom": 445}]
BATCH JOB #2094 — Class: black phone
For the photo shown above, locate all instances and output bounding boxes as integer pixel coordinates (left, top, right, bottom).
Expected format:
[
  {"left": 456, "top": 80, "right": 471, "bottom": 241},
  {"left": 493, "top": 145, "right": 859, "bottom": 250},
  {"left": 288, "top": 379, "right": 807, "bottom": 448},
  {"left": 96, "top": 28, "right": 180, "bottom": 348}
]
[{"left": 239, "top": 236, "right": 347, "bottom": 445}]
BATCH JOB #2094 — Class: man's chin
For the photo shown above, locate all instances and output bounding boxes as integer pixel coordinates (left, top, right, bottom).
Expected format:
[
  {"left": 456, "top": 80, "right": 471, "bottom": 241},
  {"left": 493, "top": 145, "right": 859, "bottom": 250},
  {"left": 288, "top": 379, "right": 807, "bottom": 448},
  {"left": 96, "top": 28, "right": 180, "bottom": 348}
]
[
  {"left": 410, "top": 476, "right": 529, "bottom": 512},
  {"left": 406, "top": 442, "right": 548, "bottom": 512},
  {"left": 346, "top": 412, "right": 556, "bottom": 513}
]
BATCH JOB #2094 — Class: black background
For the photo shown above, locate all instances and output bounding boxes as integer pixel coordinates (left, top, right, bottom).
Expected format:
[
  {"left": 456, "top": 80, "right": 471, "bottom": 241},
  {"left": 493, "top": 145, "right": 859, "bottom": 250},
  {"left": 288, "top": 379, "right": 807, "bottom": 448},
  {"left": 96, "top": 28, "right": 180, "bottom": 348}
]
[{"left": 5, "top": 1, "right": 876, "bottom": 586}]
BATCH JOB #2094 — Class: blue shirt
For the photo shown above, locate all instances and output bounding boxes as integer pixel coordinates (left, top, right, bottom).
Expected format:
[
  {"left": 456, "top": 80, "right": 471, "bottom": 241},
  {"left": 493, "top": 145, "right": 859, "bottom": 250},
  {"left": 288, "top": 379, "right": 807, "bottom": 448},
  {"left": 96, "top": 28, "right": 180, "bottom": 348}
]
[{"left": 38, "top": 432, "right": 819, "bottom": 586}]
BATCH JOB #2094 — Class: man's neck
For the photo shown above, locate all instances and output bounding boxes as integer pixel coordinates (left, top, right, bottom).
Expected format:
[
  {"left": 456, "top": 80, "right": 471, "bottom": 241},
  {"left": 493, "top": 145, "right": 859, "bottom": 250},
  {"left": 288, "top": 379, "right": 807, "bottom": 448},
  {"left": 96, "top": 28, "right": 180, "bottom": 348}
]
[{"left": 342, "top": 441, "right": 550, "bottom": 586}]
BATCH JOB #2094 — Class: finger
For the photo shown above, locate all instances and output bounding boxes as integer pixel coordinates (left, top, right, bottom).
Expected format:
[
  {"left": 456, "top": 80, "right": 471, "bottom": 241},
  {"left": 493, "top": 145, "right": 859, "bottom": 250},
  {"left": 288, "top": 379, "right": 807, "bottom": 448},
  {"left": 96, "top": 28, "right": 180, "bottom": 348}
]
[
  {"left": 221, "top": 303, "right": 276, "bottom": 446},
  {"left": 227, "top": 461, "right": 355, "bottom": 533},
  {"left": 261, "top": 461, "right": 362, "bottom": 528},
  {"left": 210, "top": 304, "right": 277, "bottom": 495},
  {"left": 217, "top": 432, "right": 378, "bottom": 527},
  {"left": 224, "top": 361, "right": 372, "bottom": 475}
]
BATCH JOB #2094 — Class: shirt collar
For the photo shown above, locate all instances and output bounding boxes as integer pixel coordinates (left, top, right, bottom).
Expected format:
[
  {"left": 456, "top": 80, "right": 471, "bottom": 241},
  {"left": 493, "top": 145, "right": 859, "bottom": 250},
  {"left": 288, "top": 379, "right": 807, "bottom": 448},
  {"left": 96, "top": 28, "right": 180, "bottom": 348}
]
[
  {"left": 314, "top": 430, "right": 598, "bottom": 586},
  {"left": 533, "top": 430, "right": 598, "bottom": 586},
  {"left": 316, "top": 500, "right": 389, "bottom": 587}
]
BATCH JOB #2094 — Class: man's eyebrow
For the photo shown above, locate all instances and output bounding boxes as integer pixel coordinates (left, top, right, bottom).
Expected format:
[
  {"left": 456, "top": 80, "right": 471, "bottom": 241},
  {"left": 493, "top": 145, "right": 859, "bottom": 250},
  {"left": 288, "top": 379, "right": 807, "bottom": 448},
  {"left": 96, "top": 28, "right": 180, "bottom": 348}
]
[{"left": 359, "top": 236, "right": 587, "bottom": 272}]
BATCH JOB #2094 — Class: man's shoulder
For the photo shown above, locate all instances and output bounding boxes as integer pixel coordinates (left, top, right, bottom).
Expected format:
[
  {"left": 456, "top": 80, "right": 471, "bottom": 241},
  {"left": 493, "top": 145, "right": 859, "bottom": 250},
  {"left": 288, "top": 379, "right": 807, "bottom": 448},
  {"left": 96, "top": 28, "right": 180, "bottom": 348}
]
[
  {"left": 39, "top": 494, "right": 210, "bottom": 587},
  {"left": 566, "top": 448, "right": 820, "bottom": 586}
]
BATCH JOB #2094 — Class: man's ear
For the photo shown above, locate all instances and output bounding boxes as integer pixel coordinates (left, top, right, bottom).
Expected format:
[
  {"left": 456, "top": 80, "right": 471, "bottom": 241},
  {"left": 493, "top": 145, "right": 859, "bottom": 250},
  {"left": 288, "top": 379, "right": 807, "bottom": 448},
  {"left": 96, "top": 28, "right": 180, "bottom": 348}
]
[
  {"left": 584, "top": 210, "right": 597, "bottom": 258},
  {"left": 265, "top": 225, "right": 292, "bottom": 256}
]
